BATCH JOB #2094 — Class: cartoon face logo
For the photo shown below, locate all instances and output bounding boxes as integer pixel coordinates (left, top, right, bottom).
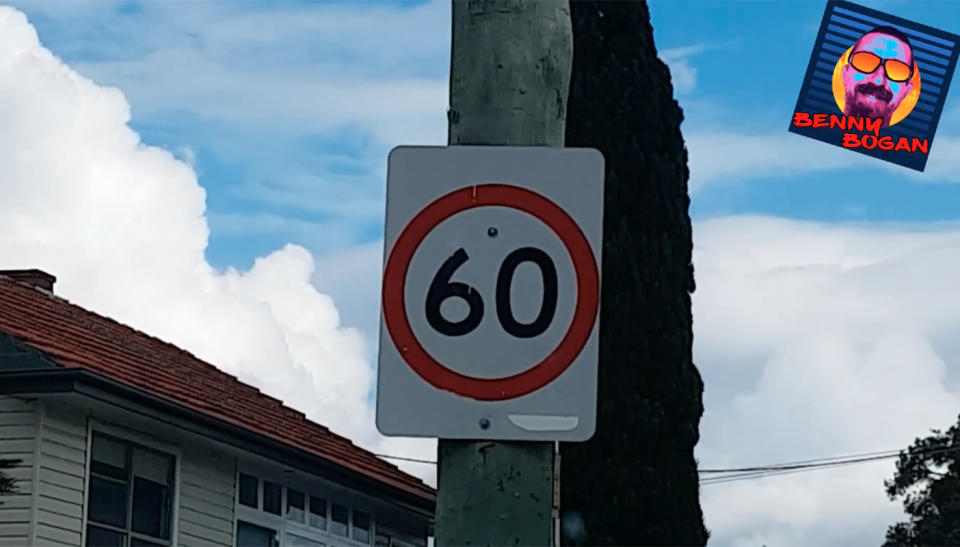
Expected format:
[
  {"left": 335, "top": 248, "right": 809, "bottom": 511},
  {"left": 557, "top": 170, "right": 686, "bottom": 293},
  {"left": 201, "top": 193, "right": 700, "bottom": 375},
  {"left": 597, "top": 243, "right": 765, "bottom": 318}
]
[{"left": 834, "top": 25, "right": 922, "bottom": 127}]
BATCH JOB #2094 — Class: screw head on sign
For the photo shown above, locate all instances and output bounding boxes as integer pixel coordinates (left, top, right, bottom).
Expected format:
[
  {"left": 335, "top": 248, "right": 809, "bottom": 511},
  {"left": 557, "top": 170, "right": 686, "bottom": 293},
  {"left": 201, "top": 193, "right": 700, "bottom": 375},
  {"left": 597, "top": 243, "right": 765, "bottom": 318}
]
[
  {"left": 487, "top": 227, "right": 498, "bottom": 237},
  {"left": 479, "top": 418, "right": 491, "bottom": 430}
]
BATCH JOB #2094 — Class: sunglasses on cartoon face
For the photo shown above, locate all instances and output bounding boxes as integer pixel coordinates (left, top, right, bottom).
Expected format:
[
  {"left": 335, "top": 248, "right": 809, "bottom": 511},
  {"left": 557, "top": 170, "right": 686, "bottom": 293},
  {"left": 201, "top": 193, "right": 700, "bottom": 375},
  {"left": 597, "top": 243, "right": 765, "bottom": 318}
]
[{"left": 848, "top": 50, "right": 912, "bottom": 82}]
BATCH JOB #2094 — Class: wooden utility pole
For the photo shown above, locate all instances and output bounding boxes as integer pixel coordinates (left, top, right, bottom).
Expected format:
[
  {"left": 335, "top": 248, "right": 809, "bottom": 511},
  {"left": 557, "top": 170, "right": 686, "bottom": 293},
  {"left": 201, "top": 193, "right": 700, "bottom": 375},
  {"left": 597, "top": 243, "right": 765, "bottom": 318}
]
[{"left": 434, "top": 1, "right": 573, "bottom": 545}]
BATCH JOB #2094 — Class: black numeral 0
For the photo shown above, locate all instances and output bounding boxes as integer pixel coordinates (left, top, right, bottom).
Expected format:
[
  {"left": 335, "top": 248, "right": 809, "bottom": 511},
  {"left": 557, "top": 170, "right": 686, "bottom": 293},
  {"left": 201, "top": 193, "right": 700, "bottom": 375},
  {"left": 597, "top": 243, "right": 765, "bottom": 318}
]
[
  {"left": 496, "top": 248, "right": 557, "bottom": 338},
  {"left": 425, "top": 247, "right": 558, "bottom": 338}
]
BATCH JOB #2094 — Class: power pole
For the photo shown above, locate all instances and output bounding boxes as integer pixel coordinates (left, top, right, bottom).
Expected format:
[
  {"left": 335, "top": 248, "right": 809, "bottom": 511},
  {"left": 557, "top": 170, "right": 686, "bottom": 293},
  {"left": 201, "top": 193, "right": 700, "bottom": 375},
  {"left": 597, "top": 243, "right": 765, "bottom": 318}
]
[{"left": 434, "top": 1, "right": 573, "bottom": 545}]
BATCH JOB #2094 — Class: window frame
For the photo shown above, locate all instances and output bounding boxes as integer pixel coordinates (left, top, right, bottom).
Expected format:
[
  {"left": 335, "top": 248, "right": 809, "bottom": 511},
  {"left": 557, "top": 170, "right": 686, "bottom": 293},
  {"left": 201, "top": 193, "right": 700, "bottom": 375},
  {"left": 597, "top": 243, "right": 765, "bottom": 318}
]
[
  {"left": 234, "top": 469, "right": 377, "bottom": 547},
  {"left": 82, "top": 422, "right": 181, "bottom": 547},
  {"left": 236, "top": 519, "right": 282, "bottom": 547},
  {"left": 350, "top": 508, "right": 372, "bottom": 544}
]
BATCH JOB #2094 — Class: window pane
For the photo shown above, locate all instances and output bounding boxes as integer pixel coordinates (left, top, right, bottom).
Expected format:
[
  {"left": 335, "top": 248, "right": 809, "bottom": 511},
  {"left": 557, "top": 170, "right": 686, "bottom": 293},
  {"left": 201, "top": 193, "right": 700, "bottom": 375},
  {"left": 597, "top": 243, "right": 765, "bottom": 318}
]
[
  {"left": 374, "top": 533, "right": 390, "bottom": 547},
  {"left": 88, "top": 476, "right": 128, "bottom": 528},
  {"left": 237, "top": 521, "right": 278, "bottom": 547},
  {"left": 85, "top": 525, "right": 125, "bottom": 547},
  {"left": 308, "top": 497, "right": 327, "bottom": 530},
  {"left": 130, "top": 539, "right": 165, "bottom": 547},
  {"left": 330, "top": 504, "right": 348, "bottom": 537},
  {"left": 352, "top": 510, "right": 371, "bottom": 543},
  {"left": 286, "top": 535, "right": 325, "bottom": 547},
  {"left": 286, "top": 489, "right": 305, "bottom": 522},
  {"left": 132, "top": 476, "right": 171, "bottom": 539},
  {"left": 91, "top": 435, "right": 129, "bottom": 480},
  {"left": 262, "top": 480, "right": 282, "bottom": 515},
  {"left": 133, "top": 448, "right": 173, "bottom": 485},
  {"left": 239, "top": 474, "right": 258, "bottom": 508}
]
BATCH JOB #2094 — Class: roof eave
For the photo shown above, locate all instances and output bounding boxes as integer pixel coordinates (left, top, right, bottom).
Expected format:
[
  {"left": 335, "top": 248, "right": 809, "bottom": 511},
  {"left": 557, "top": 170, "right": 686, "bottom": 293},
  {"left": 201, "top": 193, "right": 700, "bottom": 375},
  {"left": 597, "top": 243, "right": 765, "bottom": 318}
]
[{"left": 0, "top": 367, "right": 436, "bottom": 514}]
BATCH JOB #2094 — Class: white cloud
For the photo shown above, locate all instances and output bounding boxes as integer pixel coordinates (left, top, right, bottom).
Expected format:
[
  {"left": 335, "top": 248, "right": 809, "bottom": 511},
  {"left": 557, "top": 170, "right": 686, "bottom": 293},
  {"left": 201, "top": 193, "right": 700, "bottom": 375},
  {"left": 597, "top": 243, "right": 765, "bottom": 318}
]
[
  {"left": 661, "top": 48, "right": 698, "bottom": 94},
  {"left": 685, "top": 131, "right": 960, "bottom": 192},
  {"left": 694, "top": 216, "right": 960, "bottom": 546},
  {"left": 75, "top": 47, "right": 448, "bottom": 144},
  {"left": 661, "top": 41, "right": 740, "bottom": 95},
  {"left": 0, "top": 6, "right": 435, "bottom": 483},
  {"left": 52, "top": 0, "right": 451, "bottom": 146},
  {"left": 2, "top": 0, "right": 451, "bottom": 224}
]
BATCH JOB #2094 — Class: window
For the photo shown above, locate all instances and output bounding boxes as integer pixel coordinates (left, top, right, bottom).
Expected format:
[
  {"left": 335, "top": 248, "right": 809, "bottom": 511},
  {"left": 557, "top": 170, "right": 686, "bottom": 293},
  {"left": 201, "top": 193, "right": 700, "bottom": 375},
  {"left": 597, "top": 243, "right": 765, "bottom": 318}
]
[
  {"left": 263, "top": 481, "right": 282, "bottom": 515},
  {"left": 239, "top": 473, "right": 259, "bottom": 507},
  {"left": 236, "top": 471, "right": 378, "bottom": 547},
  {"left": 308, "top": 497, "right": 327, "bottom": 530},
  {"left": 374, "top": 533, "right": 390, "bottom": 547},
  {"left": 237, "top": 521, "right": 279, "bottom": 547},
  {"left": 352, "top": 510, "right": 371, "bottom": 544},
  {"left": 286, "top": 489, "right": 305, "bottom": 523},
  {"left": 330, "top": 504, "right": 349, "bottom": 537},
  {"left": 86, "top": 433, "right": 175, "bottom": 547}
]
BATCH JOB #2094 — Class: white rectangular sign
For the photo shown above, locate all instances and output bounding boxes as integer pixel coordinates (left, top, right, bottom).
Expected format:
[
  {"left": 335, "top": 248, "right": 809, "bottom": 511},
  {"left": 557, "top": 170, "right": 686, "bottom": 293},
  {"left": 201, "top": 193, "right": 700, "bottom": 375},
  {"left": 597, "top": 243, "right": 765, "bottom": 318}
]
[{"left": 376, "top": 145, "right": 604, "bottom": 441}]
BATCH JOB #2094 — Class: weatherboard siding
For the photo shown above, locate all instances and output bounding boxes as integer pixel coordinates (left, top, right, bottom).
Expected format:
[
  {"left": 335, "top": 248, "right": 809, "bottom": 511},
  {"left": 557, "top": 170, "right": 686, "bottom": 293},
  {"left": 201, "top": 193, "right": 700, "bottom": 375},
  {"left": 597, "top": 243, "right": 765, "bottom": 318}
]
[
  {"left": 0, "top": 396, "right": 37, "bottom": 547},
  {"left": 177, "top": 446, "right": 236, "bottom": 547},
  {"left": 34, "top": 402, "right": 88, "bottom": 547}
]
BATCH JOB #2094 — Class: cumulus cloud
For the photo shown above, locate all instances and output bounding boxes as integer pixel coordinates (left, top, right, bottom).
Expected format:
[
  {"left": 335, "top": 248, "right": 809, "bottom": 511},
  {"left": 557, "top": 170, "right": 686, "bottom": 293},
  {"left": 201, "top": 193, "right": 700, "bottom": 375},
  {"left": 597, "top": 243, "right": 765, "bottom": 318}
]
[
  {"left": 0, "top": 6, "right": 435, "bottom": 482},
  {"left": 2, "top": 0, "right": 451, "bottom": 255},
  {"left": 694, "top": 216, "right": 960, "bottom": 546}
]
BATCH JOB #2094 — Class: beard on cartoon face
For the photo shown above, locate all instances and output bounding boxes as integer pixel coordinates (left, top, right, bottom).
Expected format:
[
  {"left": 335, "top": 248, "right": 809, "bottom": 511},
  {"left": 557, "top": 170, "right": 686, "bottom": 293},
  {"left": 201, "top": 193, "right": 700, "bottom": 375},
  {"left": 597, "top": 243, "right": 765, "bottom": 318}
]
[{"left": 845, "top": 80, "right": 897, "bottom": 120}]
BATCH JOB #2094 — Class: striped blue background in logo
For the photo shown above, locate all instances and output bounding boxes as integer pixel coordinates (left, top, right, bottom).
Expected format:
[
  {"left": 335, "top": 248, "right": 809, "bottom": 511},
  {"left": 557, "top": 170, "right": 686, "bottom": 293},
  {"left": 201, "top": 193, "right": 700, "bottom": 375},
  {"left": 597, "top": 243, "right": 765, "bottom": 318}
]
[{"left": 789, "top": 0, "right": 959, "bottom": 171}]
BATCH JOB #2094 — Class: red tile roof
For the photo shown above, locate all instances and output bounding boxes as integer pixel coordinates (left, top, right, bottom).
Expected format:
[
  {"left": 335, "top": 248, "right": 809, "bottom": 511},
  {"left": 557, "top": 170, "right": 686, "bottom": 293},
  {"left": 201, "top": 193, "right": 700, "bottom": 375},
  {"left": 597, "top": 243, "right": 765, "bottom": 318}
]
[{"left": 0, "top": 273, "right": 434, "bottom": 503}]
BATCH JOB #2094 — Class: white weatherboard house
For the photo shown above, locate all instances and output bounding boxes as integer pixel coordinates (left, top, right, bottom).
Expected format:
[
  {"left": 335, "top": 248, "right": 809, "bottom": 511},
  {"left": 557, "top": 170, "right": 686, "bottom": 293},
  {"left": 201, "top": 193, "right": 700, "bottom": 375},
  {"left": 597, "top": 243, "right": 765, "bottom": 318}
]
[{"left": 0, "top": 270, "right": 435, "bottom": 547}]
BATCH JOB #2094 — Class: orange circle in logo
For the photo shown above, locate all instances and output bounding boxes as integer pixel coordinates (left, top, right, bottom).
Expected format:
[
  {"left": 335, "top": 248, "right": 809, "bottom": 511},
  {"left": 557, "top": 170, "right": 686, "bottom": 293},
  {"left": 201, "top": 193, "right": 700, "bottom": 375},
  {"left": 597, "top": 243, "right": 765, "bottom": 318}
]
[{"left": 832, "top": 46, "right": 921, "bottom": 126}]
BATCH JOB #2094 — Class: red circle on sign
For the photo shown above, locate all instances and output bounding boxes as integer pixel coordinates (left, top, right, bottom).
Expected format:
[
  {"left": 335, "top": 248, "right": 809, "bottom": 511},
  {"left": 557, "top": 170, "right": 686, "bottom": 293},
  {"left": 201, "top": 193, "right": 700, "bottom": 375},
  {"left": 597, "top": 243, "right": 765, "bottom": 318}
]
[{"left": 382, "top": 183, "right": 600, "bottom": 401}]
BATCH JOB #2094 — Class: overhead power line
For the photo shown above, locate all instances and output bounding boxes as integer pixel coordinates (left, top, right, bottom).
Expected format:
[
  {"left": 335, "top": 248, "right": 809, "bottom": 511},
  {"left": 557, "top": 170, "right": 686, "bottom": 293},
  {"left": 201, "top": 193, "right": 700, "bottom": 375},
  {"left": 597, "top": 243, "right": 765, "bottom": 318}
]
[
  {"left": 700, "top": 444, "right": 960, "bottom": 486},
  {"left": 374, "top": 453, "right": 437, "bottom": 465},
  {"left": 700, "top": 452, "right": 898, "bottom": 485},
  {"left": 374, "top": 444, "right": 960, "bottom": 487},
  {"left": 697, "top": 447, "right": 901, "bottom": 473}
]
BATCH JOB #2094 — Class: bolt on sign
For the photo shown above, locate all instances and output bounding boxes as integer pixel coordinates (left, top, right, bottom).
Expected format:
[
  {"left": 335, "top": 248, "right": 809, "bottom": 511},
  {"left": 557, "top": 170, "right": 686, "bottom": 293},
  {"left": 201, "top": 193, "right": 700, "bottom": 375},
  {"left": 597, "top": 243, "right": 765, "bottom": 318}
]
[
  {"left": 788, "top": 0, "right": 960, "bottom": 172},
  {"left": 376, "top": 146, "right": 605, "bottom": 442}
]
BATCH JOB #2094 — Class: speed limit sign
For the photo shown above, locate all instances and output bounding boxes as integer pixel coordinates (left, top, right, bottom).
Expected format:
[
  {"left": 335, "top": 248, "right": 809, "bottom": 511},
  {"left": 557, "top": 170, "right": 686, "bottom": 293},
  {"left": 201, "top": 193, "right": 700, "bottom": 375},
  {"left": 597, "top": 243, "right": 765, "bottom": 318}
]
[{"left": 376, "top": 146, "right": 604, "bottom": 441}]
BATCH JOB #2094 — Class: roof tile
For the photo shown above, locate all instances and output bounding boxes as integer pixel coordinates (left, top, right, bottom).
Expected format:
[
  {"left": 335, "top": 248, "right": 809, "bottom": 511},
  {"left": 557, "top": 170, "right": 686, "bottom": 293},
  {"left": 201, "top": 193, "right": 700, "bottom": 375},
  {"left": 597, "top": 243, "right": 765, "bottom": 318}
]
[{"left": 0, "top": 275, "right": 434, "bottom": 502}]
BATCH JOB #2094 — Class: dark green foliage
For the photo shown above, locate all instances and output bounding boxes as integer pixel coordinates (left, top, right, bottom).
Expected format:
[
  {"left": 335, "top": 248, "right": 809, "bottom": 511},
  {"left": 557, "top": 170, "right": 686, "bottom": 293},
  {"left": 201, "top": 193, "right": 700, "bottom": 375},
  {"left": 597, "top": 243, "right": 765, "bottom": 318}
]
[
  {"left": 559, "top": 1, "right": 708, "bottom": 545},
  {"left": 882, "top": 415, "right": 960, "bottom": 546},
  {"left": 0, "top": 458, "right": 21, "bottom": 504}
]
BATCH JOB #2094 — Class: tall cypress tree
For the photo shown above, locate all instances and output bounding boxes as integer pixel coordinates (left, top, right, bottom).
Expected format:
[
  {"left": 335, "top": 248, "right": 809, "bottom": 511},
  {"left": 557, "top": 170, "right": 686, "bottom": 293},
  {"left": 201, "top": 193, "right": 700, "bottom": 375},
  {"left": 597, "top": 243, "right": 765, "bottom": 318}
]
[{"left": 559, "top": 1, "right": 708, "bottom": 544}]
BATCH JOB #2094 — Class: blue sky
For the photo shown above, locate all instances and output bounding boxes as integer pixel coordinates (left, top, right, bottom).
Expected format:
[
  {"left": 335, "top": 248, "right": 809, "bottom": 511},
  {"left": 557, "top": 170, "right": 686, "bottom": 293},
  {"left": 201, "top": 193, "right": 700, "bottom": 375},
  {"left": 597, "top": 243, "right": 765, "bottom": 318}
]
[
  {"left": 14, "top": 0, "right": 960, "bottom": 274},
  {"left": 6, "top": 1, "right": 960, "bottom": 545},
  {"left": 11, "top": 1, "right": 960, "bottom": 274},
  {"left": 650, "top": 0, "right": 960, "bottom": 222}
]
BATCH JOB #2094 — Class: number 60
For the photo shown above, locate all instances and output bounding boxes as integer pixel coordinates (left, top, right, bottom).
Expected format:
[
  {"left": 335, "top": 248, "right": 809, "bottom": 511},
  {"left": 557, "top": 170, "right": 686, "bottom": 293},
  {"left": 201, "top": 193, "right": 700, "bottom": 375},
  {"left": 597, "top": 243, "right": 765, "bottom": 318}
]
[{"left": 425, "top": 247, "right": 559, "bottom": 339}]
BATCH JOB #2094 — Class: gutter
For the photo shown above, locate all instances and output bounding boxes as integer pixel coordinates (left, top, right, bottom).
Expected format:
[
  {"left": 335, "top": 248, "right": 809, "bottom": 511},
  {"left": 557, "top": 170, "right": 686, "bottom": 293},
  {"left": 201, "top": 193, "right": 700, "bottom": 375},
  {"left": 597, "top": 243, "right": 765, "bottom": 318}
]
[{"left": 0, "top": 367, "right": 435, "bottom": 517}]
